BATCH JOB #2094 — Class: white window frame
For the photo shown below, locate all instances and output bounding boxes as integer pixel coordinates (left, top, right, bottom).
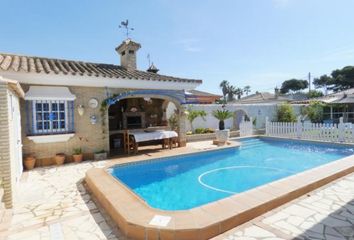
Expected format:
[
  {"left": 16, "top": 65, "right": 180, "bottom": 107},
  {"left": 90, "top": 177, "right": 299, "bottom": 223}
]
[{"left": 32, "top": 100, "right": 69, "bottom": 135}]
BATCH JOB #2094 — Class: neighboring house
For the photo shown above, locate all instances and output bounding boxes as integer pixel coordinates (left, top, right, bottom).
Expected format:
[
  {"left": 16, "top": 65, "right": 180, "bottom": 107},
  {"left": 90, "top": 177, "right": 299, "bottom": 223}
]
[
  {"left": 293, "top": 88, "right": 354, "bottom": 123},
  {"left": 235, "top": 91, "right": 291, "bottom": 104},
  {"left": 0, "top": 38, "right": 202, "bottom": 208},
  {"left": 185, "top": 90, "right": 222, "bottom": 104}
]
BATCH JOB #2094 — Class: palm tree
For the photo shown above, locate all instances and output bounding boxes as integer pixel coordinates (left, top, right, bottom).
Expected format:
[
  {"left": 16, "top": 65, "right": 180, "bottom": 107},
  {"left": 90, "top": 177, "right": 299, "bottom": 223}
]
[
  {"left": 219, "top": 80, "right": 229, "bottom": 103},
  {"left": 185, "top": 108, "right": 207, "bottom": 133},
  {"left": 244, "top": 86, "right": 251, "bottom": 96},
  {"left": 212, "top": 109, "right": 234, "bottom": 130},
  {"left": 235, "top": 87, "right": 244, "bottom": 99},
  {"left": 226, "top": 85, "right": 237, "bottom": 102}
]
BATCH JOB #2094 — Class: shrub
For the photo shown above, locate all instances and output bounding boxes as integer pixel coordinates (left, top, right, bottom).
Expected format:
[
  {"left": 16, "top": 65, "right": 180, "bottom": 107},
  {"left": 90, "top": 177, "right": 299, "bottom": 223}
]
[
  {"left": 195, "top": 128, "right": 205, "bottom": 134},
  {"left": 307, "top": 90, "right": 324, "bottom": 99},
  {"left": 73, "top": 148, "right": 82, "bottom": 155},
  {"left": 194, "top": 128, "right": 215, "bottom": 134},
  {"left": 277, "top": 103, "right": 296, "bottom": 122},
  {"left": 303, "top": 101, "right": 325, "bottom": 123},
  {"left": 205, "top": 128, "right": 215, "bottom": 133},
  {"left": 185, "top": 107, "right": 207, "bottom": 133}
]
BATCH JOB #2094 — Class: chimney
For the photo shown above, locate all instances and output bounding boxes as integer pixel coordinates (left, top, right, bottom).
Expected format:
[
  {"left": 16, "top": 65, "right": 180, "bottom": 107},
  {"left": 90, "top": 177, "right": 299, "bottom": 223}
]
[{"left": 115, "top": 39, "right": 141, "bottom": 70}]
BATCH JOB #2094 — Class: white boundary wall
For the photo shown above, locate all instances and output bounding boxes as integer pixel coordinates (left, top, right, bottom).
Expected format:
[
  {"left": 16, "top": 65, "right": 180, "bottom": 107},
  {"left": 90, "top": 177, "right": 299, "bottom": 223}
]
[{"left": 177, "top": 103, "right": 303, "bottom": 132}]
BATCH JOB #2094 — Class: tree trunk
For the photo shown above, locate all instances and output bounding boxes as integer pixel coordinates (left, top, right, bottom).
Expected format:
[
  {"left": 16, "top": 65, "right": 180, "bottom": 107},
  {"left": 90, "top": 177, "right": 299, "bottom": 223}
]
[{"left": 219, "top": 120, "right": 225, "bottom": 130}]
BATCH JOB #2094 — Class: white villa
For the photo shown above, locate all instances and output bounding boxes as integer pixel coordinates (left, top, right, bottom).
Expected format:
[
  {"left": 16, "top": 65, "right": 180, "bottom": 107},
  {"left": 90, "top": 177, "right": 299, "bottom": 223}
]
[{"left": 0, "top": 38, "right": 203, "bottom": 208}]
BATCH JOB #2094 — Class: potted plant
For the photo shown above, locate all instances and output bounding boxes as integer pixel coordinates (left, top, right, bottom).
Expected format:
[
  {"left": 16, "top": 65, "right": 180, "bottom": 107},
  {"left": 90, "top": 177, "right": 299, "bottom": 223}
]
[
  {"left": 54, "top": 153, "right": 66, "bottom": 165},
  {"left": 212, "top": 109, "right": 234, "bottom": 143},
  {"left": 94, "top": 150, "right": 107, "bottom": 161},
  {"left": 72, "top": 148, "right": 83, "bottom": 163},
  {"left": 24, "top": 154, "right": 36, "bottom": 170}
]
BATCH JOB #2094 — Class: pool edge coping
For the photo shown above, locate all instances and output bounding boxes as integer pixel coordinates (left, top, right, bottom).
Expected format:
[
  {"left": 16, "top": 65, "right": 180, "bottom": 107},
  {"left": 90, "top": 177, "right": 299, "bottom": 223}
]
[{"left": 85, "top": 137, "right": 354, "bottom": 240}]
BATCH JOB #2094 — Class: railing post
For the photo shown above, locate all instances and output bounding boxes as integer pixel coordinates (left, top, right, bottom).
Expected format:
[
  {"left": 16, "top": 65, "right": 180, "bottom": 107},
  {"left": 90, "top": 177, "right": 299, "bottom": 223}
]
[
  {"left": 339, "top": 117, "right": 344, "bottom": 143},
  {"left": 296, "top": 116, "right": 302, "bottom": 139},
  {"left": 265, "top": 117, "right": 269, "bottom": 136}
]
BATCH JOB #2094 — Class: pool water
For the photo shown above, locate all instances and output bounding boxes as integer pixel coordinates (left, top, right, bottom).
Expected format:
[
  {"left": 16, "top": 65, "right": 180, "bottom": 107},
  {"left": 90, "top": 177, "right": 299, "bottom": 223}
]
[{"left": 110, "top": 137, "right": 354, "bottom": 210}]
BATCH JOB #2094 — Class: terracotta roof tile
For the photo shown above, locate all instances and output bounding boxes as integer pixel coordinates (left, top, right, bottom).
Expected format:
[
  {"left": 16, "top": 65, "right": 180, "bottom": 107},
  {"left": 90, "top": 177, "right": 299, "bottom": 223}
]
[
  {"left": 0, "top": 53, "right": 202, "bottom": 84},
  {"left": 20, "top": 56, "right": 28, "bottom": 72},
  {"left": 1, "top": 55, "right": 12, "bottom": 70}
]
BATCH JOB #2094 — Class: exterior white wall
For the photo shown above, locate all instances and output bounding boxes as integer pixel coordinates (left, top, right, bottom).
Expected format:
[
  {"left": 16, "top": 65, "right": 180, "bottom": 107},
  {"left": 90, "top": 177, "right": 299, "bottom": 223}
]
[
  {"left": 8, "top": 90, "right": 22, "bottom": 190},
  {"left": 0, "top": 83, "right": 23, "bottom": 208},
  {"left": 166, "top": 102, "right": 177, "bottom": 120},
  {"left": 185, "top": 103, "right": 303, "bottom": 131}
]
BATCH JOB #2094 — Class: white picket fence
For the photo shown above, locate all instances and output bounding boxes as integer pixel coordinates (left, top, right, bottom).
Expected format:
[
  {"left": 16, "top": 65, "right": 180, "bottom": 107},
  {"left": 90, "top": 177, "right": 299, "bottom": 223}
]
[
  {"left": 266, "top": 117, "right": 354, "bottom": 143},
  {"left": 240, "top": 117, "right": 253, "bottom": 137}
]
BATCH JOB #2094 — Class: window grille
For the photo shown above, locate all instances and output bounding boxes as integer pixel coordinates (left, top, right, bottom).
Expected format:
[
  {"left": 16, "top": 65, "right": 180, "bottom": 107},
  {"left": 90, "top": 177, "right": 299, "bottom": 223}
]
[{"left": 25, "top": 100, "right": 75, "bottom": 135}]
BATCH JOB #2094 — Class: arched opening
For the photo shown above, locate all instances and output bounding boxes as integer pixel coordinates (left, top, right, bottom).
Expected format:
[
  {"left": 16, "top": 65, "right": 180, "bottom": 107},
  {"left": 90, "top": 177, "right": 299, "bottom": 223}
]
[
  {"left": 234, "top": 109, "right": 249, "bottom": 130},
  {"left": 107, "top": 95, "right": 183, "bottom": 155}
]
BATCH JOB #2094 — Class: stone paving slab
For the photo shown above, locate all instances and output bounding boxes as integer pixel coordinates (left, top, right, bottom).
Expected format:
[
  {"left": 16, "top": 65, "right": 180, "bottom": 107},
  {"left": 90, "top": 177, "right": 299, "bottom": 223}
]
[
  {"left": 0, "top": 145, "right": 353, "bottom": 239},
  {"left": 1, "top": 161, "right": 124, "bottom": 240},
  {"left": 217, "top": 173, "right": 354, "bottom": 240}
]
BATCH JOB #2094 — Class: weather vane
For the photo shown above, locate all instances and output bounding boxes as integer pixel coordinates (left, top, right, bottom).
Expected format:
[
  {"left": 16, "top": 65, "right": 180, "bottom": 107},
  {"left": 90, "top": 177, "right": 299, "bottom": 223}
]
[{"left": 119, "top": 19, "right": 134, "bottom": 38}]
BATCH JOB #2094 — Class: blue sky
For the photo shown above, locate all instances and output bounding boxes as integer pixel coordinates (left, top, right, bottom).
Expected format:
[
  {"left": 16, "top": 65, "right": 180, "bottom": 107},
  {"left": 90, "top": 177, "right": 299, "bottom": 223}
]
[{"left": 1, "top": 0, "right": 354, "bottom": 95}]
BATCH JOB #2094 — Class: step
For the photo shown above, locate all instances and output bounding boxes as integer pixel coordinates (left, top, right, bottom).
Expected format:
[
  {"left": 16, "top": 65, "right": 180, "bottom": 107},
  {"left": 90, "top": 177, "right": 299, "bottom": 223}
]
[
  {"left": 240, "top": 143, "right": 266, "bottom": 149},
  {"left": 241, "top": 141, "right": 264, "bottom": 147},
  {"left": 242, "top": 139, "right": 262, "bottom": 143}
]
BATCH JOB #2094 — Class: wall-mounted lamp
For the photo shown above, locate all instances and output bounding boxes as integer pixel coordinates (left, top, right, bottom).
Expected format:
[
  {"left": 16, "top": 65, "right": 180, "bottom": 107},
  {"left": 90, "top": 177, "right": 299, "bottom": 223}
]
[{"left": 78, "top": 105, "right": 85, "bottom": 116}]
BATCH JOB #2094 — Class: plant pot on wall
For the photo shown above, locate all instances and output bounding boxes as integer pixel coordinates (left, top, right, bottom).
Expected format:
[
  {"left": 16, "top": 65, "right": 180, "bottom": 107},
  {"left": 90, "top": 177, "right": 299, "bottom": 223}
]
[
  {"left": 215, "top": 129, "right": 230, "bottom": 143},
  {"left": 24, "top": 155, "right": 36, "bottom": 170},
  {"left": 54, "top": 153, "right": 66, "bottom": 165},
  {"left": 219, "top": 120, "right": 225, "bottom": 130}
]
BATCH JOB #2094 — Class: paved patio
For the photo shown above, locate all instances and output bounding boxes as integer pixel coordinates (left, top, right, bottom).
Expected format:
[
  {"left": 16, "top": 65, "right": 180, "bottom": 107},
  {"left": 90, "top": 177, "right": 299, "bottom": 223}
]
[{"left": 0, "top": 146, "right": 353, "bottom": 239}]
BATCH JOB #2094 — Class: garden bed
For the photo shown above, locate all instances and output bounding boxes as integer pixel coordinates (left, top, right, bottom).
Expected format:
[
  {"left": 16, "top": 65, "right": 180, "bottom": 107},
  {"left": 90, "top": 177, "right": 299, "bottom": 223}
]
[{"left": 186, "top": 130, "right": 239, "bottom": 142}]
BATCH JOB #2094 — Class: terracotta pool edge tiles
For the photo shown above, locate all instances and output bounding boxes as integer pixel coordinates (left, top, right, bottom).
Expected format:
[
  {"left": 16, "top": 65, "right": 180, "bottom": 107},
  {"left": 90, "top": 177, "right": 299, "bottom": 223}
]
[{"left": 85, "top": 153, "right": 354, "bottom": 240}]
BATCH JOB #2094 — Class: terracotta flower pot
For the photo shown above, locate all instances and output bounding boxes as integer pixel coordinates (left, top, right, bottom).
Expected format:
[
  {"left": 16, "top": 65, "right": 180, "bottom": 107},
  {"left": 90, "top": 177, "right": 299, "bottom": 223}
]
[
  {"left": 24, "top": 155, "right": 36, "bottom": 170},
  {"left": 54, "top": 153, "right": 66, "bottom": 165},
  {"left": 72, "top": 154, "right": 83, "bottom": 163}
]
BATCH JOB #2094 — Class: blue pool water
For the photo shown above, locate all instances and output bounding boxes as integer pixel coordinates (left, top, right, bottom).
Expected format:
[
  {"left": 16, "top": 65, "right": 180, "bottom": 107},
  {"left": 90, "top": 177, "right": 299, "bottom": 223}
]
[{"left": 110, "top": 137, "right": 354, "bottom": 210}]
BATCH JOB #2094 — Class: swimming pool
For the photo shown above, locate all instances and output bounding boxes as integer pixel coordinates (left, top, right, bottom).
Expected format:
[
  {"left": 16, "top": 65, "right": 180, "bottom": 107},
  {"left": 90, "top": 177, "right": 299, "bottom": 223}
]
[{"left": 110, "top": 137, "right": 354, "bottom": 210}]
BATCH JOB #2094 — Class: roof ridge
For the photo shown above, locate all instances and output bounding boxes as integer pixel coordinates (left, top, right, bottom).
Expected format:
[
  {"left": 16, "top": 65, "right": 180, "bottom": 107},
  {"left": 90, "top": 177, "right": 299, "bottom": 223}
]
[
  {"left": 0, "top": 52, "right": 118, "bottom": 67},
  {"left": 0, "top": 52, "right": 203, "bottom": 83}
]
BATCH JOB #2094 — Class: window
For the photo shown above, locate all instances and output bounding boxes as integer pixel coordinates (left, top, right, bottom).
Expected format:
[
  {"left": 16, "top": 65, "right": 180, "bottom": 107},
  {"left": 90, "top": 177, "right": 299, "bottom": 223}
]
[
  {"left": 26, "top": 100, "right": 75, "bottom": 135},
  {"left": 128, "top": 50, "right": 134, "bottom": 54}
]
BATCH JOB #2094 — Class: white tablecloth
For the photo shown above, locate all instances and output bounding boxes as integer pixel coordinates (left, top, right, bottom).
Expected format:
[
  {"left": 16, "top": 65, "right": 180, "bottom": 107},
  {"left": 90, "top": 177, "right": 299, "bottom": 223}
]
[{"left": 131, "top": 130, "right": 178, "bottom": 143}]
